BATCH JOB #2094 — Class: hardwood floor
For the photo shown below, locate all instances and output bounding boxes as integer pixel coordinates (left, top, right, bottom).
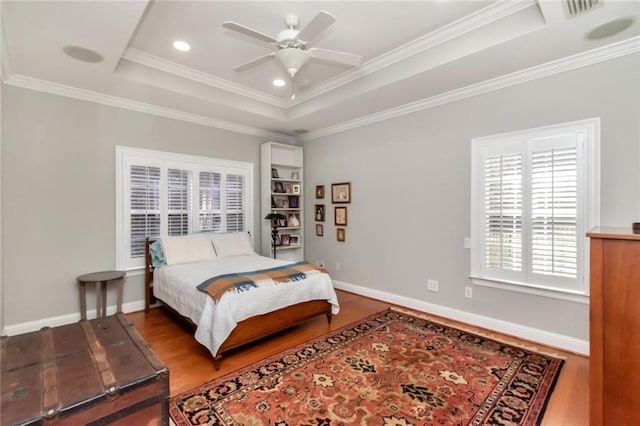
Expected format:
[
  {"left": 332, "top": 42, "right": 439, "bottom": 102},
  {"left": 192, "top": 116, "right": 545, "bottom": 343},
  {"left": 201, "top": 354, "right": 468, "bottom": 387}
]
[{"left": 126, "top": 290, "right": 589, "bottom": 425}]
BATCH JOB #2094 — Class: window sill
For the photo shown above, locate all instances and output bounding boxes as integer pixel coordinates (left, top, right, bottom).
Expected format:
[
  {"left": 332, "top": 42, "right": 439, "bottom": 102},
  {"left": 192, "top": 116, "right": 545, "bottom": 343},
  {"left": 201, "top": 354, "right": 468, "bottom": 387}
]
[{"left": 470, "top": 276, "right": 589, "bottom": 304}]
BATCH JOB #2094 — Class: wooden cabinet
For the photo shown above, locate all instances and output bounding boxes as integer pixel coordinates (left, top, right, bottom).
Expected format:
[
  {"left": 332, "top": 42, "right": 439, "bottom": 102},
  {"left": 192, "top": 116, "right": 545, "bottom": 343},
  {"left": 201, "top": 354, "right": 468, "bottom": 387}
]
[
  {"left": 587, "top": 227, "right": 640, "bottom": 425},
  {"left": 261, "top": 142, "right": 304, "bottom": 261}
]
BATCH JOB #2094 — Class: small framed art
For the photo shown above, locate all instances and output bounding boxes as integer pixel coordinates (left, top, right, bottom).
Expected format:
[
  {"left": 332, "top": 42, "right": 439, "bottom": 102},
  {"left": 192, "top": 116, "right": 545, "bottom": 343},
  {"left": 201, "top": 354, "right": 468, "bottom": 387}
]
[
  {"left": 316, "top": 185, "right": 325, "bottom": 199},
  {"left": 271, "top": 168, "right": 279, "bottom": 178},
  {"left": 337, "top": 228, "right": 346, "bottom": 242},
  {"left": 335, "top": 206, "right": 347, "bottom": 226},
  {"left": 284, "top": 183, "right": 292, "bottom": 193},
  {"left": 288, "top": 196, "right": 299, "bottom": 208},
  {"left": 316, "top": 224, "right": 324, "bottom": 236},
  {"left": 291, "top": 171, "right": 299, "bottom": 180},
  {"left": 332, "top": 182, "right": 351, "bottom": 203},
  {"left": 280, "top": 234, "right": 290, "bottom": 246},
  {"left": 293, "top": 184, "right": 301, "bottom": 194},
  {"left": 315, "top": 205, "right": 325, "bottom": 222},
  {"left": 290, "top": 235, "right": 300, "bottom": 246}
]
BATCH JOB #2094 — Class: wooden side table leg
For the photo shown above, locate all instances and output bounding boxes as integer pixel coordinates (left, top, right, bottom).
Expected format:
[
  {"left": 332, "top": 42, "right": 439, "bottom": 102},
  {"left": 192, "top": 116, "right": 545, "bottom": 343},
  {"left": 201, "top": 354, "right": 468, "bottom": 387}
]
[
  {"left": 96, "top": 281, "right": 103, "bottom": 318},
  {"left": 79, "top": 282, "right": 87, "bottom": 321},
  {"left": 100, "top": 281, "right": 107, "bottom": 317},
  {"left": 116, "top": 278, "right": 124, "bottom": 314}
]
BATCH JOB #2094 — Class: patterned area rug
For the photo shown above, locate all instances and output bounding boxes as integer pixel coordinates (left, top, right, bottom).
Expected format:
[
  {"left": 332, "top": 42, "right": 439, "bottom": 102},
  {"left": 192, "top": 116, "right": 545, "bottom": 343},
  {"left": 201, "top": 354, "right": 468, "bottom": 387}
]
[{"left": 169, "top": 309, "right": 563, "bottom": 425}]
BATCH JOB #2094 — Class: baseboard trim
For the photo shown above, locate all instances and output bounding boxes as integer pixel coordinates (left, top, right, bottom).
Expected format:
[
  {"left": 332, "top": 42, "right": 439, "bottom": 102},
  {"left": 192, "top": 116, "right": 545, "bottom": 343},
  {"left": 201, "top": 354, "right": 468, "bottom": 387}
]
[
  {"left": 1, "top": 300, "right": 146, "bottom": 336},
  {"left": 333, "top": 280, "right": 589, "bottom": 356}
]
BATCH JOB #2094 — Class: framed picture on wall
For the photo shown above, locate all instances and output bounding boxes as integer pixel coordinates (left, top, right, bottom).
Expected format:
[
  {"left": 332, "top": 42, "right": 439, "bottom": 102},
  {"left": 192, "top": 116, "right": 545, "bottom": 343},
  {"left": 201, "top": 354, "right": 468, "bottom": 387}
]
[
  {"left": 315, "top": 205, "right": 325, "bottom": 222},
  {"left": 337, "top": 228, "right": 346, "bottom": 242},
  {"left": 316, "top": 224, "right": 324, "bottom": 236},
  {"left": 316, "top": 185, "right": 325, "bottom": 199},
  {"left": 332, "top": 182, "right": 351, "bottom": 203},
  {"left": 335, "top": 206, "right": 347, "bottom": 226}
]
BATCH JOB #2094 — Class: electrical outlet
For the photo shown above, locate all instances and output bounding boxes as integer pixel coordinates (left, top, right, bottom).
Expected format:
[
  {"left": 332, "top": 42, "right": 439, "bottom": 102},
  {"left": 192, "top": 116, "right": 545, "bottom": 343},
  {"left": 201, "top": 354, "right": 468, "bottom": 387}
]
[
  {"left": 427, "top": 279, "right": 439, "bottom": 292},
  {"left": 465, "top": 286, "right": 473, "bottom": 298},
  {"left": 335, "top": 262, "right": 342, "bottom": 271},
  {"left": 317, "top": 260, "right": 325, "bottom": 267}
]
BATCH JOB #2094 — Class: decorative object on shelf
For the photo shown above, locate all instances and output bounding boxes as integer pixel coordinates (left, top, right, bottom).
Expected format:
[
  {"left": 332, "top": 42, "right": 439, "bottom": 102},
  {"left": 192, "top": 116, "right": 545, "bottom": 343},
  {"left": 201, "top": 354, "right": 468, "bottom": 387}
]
[
  {"left": 291, "top": 171, "right": 299, "bottom": 180},
  {"left": 335, "top": 206, "right": 347, "bottom": 226},
  {"left": 316, "top": 224, "right": 324, "bottom": 237},
  {"left": 332, "top": 182, "right": 351, "bottom": 203},
  {"left": 271, "top": 196, "right": 276, "bottom": 208},
  {"left": 276, "top": 198, "right": 289, "bottom": 208},
  {"left": 337, "top": 228, "right": 346, "bottom": 242},
  {"left": 288, "top": 213, "right": 300, "bottom": 227},
  {"left": 271, "top": 168, "right": 279, "bottom": 178},
  {"left": 288, "top": 196, "right": 299, "bottom": 208},
  {"left": 315, "top": 205, "right": 325, "bottom": 222},
  {"left": 316, "top": 185, "right": 325, "bottom": 199},
  {"left": 284, "top": 183, "right": 292, "bottom": 193},
  {"left": 293, "top": 184, "right": 301, "bottom": 194},
  {"left": 281, "top": 234, "right": 291, "bottom": 246},
  {"left": 264, "top": 212, "right": 287, "bottom": 258},
  {"left": 274, "top": 182, "right": 284, "bottom": 193},
  {"left": 290, "top": 235, "right": 300, "bottom": 246}
]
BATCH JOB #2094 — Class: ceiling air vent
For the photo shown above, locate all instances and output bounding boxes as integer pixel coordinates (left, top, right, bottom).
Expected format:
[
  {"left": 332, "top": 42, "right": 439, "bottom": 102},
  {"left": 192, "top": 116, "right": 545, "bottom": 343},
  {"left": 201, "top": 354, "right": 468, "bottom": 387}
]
[{"left": 564, "top": 0, "right": 603, "bottom": 18}]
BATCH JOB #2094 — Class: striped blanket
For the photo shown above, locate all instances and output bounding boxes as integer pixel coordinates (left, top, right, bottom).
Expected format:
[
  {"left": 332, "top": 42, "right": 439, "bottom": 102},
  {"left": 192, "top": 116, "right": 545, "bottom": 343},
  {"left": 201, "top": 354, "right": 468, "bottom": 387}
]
[{"left": 196, "top": 261, "right": 328, "bottom": 303}]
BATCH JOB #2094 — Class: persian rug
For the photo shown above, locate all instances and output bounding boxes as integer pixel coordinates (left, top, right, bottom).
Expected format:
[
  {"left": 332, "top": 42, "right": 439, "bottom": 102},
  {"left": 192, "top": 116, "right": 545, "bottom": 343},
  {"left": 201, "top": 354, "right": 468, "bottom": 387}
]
[{"left": 169, "top": 309, "right": 564, "bottom": 425}]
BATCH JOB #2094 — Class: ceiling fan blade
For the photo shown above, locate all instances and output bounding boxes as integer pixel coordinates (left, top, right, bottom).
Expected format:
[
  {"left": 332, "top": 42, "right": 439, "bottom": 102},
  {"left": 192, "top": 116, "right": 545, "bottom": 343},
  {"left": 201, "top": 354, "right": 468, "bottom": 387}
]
[
  {"left": 308, "top": 48, "right": 362, "bottom": 67},
  {"left": 222, "top": 21, "right": 278, "bottom": 44},
  {"left": 297, "top": 11, "right": 336, "bottom": 44},
  {"left": 233, "top": 52, "right": 276, "bottom": 72}
]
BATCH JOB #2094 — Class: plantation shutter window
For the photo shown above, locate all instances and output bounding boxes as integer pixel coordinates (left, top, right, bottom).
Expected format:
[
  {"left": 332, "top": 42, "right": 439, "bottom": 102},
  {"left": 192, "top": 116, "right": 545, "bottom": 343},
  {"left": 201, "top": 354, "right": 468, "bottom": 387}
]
[
  {"left": 199, "top": 171, "right": 222, "bottom": 232},
  {"left": 129, "top": 165, "right": 161, "bottom": 259},
  {"left": 116, "top": 147, "right": 254, "bottom": 270},
  {"left": 483, "top": 153, "right": 523, "bottom": 275},
  {"left": 530, "top": 140, "right": 578, "bottom": 280},
  {"left": 226, "top": 174, "right": 245, "bottom": 233},
  {"left": 471, "top": 119, "right": 599, "bottom": 300},
  {"left": 167, "top": 169, "right": 193, "bottom": 236}
]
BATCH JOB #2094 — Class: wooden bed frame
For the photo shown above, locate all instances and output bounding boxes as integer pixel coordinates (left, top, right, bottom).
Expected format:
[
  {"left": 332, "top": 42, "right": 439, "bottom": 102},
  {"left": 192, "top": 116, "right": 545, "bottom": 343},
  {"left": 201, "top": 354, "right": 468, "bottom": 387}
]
[{"left": 144, "top": 238, "right": 332, "bottom": 369}]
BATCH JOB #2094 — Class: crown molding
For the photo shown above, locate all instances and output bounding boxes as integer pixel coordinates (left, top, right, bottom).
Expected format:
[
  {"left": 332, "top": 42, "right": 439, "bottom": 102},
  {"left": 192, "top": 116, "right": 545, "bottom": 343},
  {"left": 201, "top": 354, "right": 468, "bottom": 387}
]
[
  {"left": 300, "top": 36, "right": 640, "bottom": 142},
  {"left": 123, "top": 48, "right": 289, "bottom": 108},
  {"left": 291, "top": 0, "right": 539, "bottom": 105},
  {"left": 3, "top": 74, "right": 295, "bottom": 143}
]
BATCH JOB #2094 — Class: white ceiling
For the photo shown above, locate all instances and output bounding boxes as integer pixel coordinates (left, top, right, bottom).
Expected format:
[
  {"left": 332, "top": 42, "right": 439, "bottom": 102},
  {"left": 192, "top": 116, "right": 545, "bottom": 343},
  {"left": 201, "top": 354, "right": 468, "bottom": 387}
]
[{"left": 3, "top": 1, "right": 639, "bottom": 142}]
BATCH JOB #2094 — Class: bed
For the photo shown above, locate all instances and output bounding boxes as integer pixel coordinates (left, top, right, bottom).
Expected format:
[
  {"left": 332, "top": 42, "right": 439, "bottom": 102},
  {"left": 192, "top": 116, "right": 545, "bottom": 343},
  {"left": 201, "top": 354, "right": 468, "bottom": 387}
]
[{"left": 143, "top": 232, "right": 339, "bottom": 369}]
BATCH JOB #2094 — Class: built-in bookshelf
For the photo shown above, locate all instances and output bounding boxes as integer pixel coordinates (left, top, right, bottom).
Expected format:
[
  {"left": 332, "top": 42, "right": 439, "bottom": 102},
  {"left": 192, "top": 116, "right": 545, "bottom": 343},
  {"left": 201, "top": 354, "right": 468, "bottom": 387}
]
[{"left": 261, "top": 142, "right": 303, "bottom": 261}]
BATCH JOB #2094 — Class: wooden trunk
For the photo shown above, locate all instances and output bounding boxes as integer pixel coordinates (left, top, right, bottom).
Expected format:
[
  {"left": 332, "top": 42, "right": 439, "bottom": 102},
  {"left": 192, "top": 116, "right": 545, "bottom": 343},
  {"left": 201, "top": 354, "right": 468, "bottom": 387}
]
[{"left": 1, "top": 314, "right": 169, "bottom": 425}]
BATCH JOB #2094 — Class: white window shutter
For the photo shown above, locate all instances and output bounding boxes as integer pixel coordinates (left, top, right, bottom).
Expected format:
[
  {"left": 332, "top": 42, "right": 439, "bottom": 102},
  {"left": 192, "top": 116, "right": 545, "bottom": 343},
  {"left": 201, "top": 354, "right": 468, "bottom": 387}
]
[
  {"left": 199, "top": 171, "right": 222, "bottom": 232},
  {"left": 129, "top": 165, "right": 161, "bottom": 259},
  {"left": 529, "top": 140, "right": 578, "bottom": 280},
  {"left": 483, "top": 153, "right": 523, "bottom": 273},
  {"left": 226, "top": 174, "right": 245, "bottom": 232},
  {"left": 167, "top": 169, "right": 193, "bottom": 236}
]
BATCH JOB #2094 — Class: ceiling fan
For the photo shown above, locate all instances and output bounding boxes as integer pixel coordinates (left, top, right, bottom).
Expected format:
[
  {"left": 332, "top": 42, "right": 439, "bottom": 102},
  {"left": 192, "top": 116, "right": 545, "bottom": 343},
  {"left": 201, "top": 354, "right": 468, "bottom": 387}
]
[{"left": 222, "top": 11, "right": 362, "bottom": 94}]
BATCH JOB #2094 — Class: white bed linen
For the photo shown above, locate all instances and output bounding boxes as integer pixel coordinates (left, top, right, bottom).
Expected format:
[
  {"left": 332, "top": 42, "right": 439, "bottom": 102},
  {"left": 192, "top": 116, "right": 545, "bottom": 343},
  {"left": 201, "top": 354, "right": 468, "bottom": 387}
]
[{"left": 153, "top": 254, "right": 340, "bottom": 357}]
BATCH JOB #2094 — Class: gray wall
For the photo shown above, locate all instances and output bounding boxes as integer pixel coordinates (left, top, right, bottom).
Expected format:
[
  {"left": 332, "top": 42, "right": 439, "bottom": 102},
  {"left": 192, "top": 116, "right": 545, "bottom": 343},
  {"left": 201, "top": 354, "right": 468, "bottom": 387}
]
[
  {"left": 1, "top": 85, "right": 267, "bottom": 326},
  {"left": 303, "top": 53, "right": 640, "bottom": 341}
]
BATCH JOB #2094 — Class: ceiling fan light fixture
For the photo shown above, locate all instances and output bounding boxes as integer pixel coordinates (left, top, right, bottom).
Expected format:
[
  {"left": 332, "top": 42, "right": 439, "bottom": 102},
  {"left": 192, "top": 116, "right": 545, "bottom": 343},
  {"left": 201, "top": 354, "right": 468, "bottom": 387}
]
[{"left": 276, "top": 48, "right": 309, "bottom": 77}]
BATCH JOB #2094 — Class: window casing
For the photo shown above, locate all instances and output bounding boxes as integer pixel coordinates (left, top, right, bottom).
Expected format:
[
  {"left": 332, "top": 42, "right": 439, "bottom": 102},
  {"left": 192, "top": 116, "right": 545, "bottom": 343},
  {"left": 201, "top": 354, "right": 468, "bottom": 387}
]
[
  {"left": 470, "top": 118, "right": 600, "bottom": 301},
  {"left": 116, "top": 146, "right": 253, "bottom": 270}
]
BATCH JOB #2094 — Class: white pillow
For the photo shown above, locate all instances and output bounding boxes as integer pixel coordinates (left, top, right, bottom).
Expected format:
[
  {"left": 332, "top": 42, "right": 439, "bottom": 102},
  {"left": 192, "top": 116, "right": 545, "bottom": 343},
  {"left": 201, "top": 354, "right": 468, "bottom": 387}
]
[
  {"left": 211, "top": 232, "right": 255, "bottom": 259},
  {"left": 162, "top": 234, "right": 217, "bottom": 266}
]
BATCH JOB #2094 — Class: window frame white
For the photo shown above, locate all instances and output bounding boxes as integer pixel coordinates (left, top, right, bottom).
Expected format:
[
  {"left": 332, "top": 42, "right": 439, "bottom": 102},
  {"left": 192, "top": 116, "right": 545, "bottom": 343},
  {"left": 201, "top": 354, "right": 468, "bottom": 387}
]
[
  {"left": 470, "top": 118, "right": 600, "bottom": 303},
  {"left": 116, "top": 146, "right": 254, "bottom": 271}
]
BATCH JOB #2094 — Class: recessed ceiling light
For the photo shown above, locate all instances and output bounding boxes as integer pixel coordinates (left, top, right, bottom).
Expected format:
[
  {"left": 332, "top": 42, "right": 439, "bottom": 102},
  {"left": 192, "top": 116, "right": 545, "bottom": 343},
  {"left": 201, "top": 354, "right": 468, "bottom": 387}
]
[
  {"left": 62, "top": 45, "right": 104, "bottom": 63},
  {"left": 273, "top": 79, "right": 286, "bottom": 87},
  {"left": 173, "top": 40, "right": 191, "bottom": 52},
  {"left": 586, "top": 17, "right": 635, "bottom": 40}
]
